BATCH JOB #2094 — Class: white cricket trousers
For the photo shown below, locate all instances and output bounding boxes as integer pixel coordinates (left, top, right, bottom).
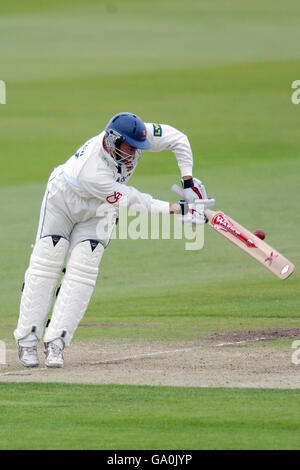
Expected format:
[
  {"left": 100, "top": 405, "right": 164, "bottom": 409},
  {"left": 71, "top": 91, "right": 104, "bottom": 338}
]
[{"left": 14, "top": 167, "right": 117, "bottom": 347}]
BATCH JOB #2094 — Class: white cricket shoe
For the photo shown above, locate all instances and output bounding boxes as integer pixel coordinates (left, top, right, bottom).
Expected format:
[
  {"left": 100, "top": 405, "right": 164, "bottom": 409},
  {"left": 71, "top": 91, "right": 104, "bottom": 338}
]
[
  {"left": 44, "top": 340, "right": 64, "bottom": 368},
  {"left": 18, "top": 344, "right": 39, "bottom": 368}
]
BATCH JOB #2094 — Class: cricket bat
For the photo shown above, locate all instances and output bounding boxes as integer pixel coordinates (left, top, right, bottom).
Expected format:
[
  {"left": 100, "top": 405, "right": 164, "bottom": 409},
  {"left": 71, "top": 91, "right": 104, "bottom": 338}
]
[{"left": 171, "top": 184, "right": 295, "bottom": 280}]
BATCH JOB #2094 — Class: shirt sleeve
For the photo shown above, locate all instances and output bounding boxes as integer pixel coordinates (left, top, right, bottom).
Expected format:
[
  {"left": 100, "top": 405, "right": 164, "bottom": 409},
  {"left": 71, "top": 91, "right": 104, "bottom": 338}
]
[
  {"left": 145, "top": 123, "right": 193, "bottom": 177},
  {"left": 79, "top": 165, "right": 169, "bottom": 214}
]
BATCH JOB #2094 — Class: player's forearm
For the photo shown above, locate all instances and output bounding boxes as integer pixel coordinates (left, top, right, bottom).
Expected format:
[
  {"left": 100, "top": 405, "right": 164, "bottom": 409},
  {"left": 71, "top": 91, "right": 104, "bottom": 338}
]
[
  {"left": 146, "top": 123, "right": 193, "bottom": 177},
  {"left": 170, "top": 131, "right": 193, "bottom": 177}
]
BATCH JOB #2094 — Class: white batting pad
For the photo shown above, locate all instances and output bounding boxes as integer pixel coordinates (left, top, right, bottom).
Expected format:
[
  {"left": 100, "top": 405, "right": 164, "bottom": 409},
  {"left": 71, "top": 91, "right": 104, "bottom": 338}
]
[
  {"left": 14, "top": 236, "right": 69, "bottom": 342},
  {"left": 43, "top": 240, "right": 105, "bottom": 347}
]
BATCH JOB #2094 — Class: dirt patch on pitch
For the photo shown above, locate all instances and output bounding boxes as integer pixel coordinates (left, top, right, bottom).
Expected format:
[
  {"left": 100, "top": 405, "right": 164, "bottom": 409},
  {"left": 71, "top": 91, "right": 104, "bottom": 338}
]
[
  {"left": 80, "top": 322, "right": 161, "bottom": 328},
  {"left": 1, "top": 327, "right": 300, "bottom": 388},
  {"left": 208, "top": 327, "right": 300, "bottom": 344}
]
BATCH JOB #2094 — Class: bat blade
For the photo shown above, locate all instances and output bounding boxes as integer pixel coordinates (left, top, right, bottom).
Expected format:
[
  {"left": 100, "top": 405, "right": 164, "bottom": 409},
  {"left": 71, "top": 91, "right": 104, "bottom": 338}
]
[{"left": 206, "top": 209, "right": 295, "bottom": 280}]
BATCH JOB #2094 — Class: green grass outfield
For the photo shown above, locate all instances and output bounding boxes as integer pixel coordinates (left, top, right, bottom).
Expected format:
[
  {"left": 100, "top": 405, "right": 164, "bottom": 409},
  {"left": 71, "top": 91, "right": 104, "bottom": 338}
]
[
  {"left": 1, "top": 0, "right": 300, "bottom": 450},
  {"left": 1, "top": 383, "right": 300, "bottom": 450}
]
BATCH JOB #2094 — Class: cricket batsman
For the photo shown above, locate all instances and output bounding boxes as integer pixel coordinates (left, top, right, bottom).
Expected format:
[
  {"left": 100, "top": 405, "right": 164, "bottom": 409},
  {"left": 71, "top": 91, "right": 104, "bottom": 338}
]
[{"left": 14, "top": 112, "right": 214, "bottom": 368}]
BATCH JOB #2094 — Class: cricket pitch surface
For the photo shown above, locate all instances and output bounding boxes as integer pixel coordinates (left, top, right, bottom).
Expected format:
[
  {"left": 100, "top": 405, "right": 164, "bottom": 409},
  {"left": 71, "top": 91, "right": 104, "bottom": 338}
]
[{"left": 1, "top": 327, "right": 300, "bottom": 388}]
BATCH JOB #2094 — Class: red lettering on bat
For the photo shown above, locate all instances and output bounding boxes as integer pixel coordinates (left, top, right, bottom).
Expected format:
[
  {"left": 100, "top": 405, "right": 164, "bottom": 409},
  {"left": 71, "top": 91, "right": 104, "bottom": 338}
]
[{"left": 211, "top": 212, "right": 257, "bottom": 248}]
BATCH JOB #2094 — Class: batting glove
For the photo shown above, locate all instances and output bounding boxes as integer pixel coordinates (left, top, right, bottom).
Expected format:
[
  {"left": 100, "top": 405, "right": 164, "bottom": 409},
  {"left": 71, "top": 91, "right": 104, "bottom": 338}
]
[
  {"left": 178, "top": 200, "right": 208, "bottom": 225},
  {"left": 181, "top": 177, "right": 208, "bottom": 203}
]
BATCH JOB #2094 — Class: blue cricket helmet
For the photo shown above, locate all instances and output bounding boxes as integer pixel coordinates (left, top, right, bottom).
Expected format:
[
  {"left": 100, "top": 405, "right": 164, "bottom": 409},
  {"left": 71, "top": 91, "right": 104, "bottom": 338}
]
[{"left": 105, "top": 112, "right": 150, "bottom": 150}]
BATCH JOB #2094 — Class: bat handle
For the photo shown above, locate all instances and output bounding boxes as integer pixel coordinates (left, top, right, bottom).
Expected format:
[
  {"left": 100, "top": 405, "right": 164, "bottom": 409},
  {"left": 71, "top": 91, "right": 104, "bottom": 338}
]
[{"left": 171, "top": 184, "right": 184, "bottom": 199}]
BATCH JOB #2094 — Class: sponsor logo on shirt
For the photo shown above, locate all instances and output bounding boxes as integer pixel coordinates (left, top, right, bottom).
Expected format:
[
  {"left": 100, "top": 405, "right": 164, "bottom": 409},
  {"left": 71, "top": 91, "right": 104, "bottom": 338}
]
[
  {"left": 106, "top": 192, "right": 123, "bottom": 204},
  {"left": 152, "top": 123, "right": 162, "bottom": 137}
]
